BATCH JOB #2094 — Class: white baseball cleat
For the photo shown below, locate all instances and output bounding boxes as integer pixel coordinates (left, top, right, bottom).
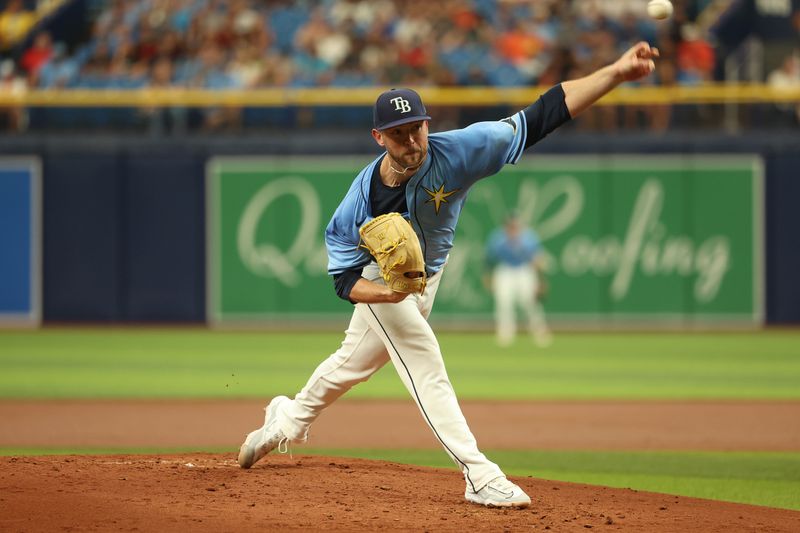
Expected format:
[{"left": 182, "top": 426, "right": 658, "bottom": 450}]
[
  {"left": 238, "top": 395, "right": 290, "bottom": 469},
  {"left": 465, "top": 476, "right": 531, "bottom": 508}
]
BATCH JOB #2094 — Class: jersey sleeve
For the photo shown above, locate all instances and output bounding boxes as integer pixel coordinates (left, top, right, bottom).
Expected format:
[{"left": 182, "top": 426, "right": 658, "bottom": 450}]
[
  {"left": 431, "top": 118, "right": 525, "bottom": 187},
  {"left": 429, "top": 85, "right": 570, "bottom": 187},
  {"left": 333, "top": 268, "right": 363, "bottom": 303},
  {"left": 499, "top": 111, "right": 528, "bottom": 165},
  {"left": 325, "top": 185, "right": 372, "bottom": 275},
  {"left": 521, "top": 84, "right": 571, "bottom": 150}
]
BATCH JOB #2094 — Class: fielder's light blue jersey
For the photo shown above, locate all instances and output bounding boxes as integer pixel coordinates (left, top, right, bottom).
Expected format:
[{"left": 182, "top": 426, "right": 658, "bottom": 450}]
[
  {"left": 485, "top": 228, "right": 542, "bottom": 268},
  {"left": 326, "top": 112, "right": 528, "bottom": 275}
]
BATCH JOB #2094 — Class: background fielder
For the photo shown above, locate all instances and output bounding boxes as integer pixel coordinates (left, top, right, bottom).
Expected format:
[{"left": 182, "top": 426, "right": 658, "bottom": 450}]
[
  {"left": 238, "top": 41, "right": 660, "bottom": 508},
  {"left": 485, "top": 213, "right": 552, "bottom": 348}
]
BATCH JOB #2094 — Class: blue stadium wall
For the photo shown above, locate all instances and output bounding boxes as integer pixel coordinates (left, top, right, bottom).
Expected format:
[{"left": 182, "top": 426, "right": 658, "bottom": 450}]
[{"left": 1, "top": 131, "right": 798, "bottom": 324}]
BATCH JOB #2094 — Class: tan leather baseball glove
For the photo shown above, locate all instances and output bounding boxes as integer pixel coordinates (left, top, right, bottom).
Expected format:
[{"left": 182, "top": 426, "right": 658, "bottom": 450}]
[{"left": 358, "top": 213, "right": 427, "bottom": 294}]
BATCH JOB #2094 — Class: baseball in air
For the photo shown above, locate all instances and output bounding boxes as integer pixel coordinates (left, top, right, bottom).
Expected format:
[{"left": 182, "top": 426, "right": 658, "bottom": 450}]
[{"left": 647, "top": 0, "right": 673, "bottom": 20}]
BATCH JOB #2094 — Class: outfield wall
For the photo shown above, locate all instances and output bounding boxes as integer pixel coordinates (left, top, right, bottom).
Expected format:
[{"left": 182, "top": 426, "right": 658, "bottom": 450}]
[{"left": 0, "top": 131, "right": 797, "bottom": 326}]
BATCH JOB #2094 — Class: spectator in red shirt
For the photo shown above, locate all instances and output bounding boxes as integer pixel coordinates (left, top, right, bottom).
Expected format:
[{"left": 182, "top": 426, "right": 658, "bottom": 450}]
[
  {"left": 20, "top": 31, "right": 53, "bottom": 85},
  {"left": 676, "top": 24, "right": 715, "bottom": 83}
]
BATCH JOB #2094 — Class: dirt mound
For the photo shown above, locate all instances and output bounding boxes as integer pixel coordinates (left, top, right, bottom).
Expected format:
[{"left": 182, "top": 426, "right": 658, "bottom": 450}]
[{"left": 2, "top": 454, "right": 798, "bottom": 532}]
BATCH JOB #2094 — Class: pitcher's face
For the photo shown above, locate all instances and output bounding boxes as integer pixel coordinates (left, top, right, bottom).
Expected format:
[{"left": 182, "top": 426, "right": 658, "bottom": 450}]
[{"left": 372, "top": 120, "right": 429, "bottom": 170}]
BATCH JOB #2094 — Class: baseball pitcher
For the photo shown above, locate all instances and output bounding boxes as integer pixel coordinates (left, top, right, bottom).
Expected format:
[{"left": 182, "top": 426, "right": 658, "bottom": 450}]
[{"left": 238, "top": 42, "right": 660, "bottom": 508}]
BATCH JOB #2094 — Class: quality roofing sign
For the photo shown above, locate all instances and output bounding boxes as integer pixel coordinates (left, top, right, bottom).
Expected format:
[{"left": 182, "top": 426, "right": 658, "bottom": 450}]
[{"left": 207, "top": 155, "right": 762, "bottom": 327}]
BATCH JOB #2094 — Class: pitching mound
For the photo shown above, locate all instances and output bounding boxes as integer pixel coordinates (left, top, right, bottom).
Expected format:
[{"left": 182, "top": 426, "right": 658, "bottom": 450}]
[{"left": 2, "top": 453, "right": 798, "bottom": 532}]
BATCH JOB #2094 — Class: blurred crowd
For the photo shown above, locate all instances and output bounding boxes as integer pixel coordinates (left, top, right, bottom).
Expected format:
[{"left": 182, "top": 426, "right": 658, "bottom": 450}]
[{"left": 0, "top": 0, "right": 798, "bottom": 132}]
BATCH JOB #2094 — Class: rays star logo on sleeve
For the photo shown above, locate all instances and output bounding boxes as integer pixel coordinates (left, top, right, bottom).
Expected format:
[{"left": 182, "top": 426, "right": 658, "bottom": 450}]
[{"left": 422, "top": 183, "right": 459, "bottom": 214}]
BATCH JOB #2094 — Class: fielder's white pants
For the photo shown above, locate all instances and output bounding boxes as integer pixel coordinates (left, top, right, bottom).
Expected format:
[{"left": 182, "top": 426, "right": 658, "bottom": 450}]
[
  {"left": 278, "top": 262, "right": 503, "bottom": 492},
  {"left": 492, "top": 264, "right": 549, "bottom": 347}
]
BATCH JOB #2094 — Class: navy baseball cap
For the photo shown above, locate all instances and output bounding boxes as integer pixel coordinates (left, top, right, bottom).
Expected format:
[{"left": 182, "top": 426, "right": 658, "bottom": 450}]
[{"left": 373, "top": 88, "right": 431, "bottom": 130}]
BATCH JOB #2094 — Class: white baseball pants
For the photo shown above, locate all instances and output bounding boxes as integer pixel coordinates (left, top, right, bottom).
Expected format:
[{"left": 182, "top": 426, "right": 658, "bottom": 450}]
[
  {"left": 492, "top": 264, "right": 549, "bottom": 347},
  {"left": 278, "top": 262, "right": 503, "bottom": 492}
]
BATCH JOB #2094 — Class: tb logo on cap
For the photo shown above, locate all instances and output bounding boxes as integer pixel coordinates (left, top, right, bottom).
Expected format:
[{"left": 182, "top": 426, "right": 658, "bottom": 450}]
[{"left": 390, "top": 97, "right": 411, "bottom": 113}]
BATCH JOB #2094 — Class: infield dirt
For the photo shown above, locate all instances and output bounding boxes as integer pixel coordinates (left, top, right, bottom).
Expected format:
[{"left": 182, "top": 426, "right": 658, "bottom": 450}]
[{"left": 1, "top": 399, "right": 799, "bottom": 532}]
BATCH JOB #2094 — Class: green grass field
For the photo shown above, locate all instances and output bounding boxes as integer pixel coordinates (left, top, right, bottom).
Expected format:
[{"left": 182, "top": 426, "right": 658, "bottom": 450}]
[
  {"left": 1, "top": 328, "right": 799, "bottom": 510},
  {"left": 1, "top": 329, "right": 798, "bottom": 399}
]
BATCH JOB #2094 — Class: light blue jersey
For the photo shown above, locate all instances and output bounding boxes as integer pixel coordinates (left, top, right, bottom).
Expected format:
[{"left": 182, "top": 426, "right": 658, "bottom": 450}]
[
  {"left": 326, "top": 112, "right": 528, "bottom": 275},
  {"left": 485, "top": 228, "right": 542, "bottom": 268}
]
